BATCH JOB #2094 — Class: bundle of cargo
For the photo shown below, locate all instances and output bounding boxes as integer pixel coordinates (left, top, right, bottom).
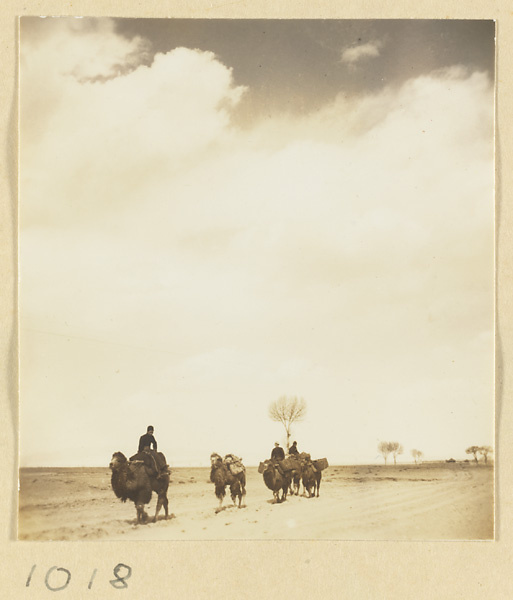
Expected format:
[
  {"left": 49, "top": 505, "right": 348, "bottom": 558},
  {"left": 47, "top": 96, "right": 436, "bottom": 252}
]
[
  {"left": 258, "top": 460, "right": 270, "bottom": 474},
  {"left": 224, "top": 453, "right": 245, "bottom": 475},
  {"left": 280, "top": 456, "right": 302, "bottom": 472},
  {"left": 312, "top": 457, "right": 329, "bottom": 471}
]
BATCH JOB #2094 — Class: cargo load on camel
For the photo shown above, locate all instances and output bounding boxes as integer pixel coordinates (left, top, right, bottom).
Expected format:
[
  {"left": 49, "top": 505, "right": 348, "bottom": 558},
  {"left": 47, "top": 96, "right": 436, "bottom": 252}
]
[
  {"left": 312, "top": 457, "right": 329, "bottom": 471},
  {"left": 224, "top": 454, "right": 245, "bottom": 475},
  {"left": 281, "top": 456, "right": 302, "bottom": 472},
  {"left": 210, "top": 452, "right": 246, "bottom": 512},
  {"left": 297, "top": 453, "right": 329, "bottom": 471}
]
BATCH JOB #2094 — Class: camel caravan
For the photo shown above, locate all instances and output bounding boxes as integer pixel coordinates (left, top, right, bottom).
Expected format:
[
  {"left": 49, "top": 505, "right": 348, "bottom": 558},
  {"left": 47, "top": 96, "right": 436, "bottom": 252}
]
[
  {"left": 259, "top": 450, "right": 329, "bottom": 503},
  {"left": 109, "top": 427, "right": 328, "bottom": 523}
]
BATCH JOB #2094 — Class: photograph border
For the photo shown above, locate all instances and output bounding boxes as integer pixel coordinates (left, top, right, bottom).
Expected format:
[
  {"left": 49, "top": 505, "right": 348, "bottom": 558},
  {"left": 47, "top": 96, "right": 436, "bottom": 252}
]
[{"left": 2, "top": 1, "right": 511, "bottom": 598}]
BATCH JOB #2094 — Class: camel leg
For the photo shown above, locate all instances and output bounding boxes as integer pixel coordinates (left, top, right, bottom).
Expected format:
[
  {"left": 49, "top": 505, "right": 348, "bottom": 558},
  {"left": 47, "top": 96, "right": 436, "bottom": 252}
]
[
  {"left": 214, "top": 484, "right": 226, "bottom": 513},
  {"left": 163, "top": 496, "right": 169, "bottom": 519},
  {"left": 240, "top": 478, "right": 246, "bottom": 507},
  {"left": 153, "top": 496, "right": 163, "bottom": 523},
  {"left": 135, "top": 503, "right": 145, "bottom": 524},
  {"left": 231, "top": 481, "right": 241, "bottom": 506}
]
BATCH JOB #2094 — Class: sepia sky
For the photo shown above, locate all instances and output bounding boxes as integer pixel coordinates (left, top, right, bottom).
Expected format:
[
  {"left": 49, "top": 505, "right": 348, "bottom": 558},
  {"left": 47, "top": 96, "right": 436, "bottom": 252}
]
[{"left": 19, "top": 18, "right": 495, "bottom": 467}]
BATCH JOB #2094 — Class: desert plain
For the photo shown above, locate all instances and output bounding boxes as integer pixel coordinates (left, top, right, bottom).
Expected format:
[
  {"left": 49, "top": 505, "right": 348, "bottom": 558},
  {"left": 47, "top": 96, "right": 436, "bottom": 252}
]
[{"left": 18, "top": 461, "right": 493, "bottom": 541}]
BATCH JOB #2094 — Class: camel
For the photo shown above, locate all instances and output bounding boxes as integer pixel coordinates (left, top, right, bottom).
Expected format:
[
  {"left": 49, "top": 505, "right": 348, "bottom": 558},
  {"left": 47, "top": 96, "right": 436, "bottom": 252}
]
[
  {"left": 261, "top": 460, "right": 292, "bottom": 503},
  {"left": 290, "top": 467, "right": 302, "bottom": 496},
  {"left": 109, "top": 451, "right": 170, "bottom": 524},
  {"left": 210, "top": 453, "right": 246, "bottom": 513},
  {"left": 282, "top": 457, "right": 302, "bottom": 496},
  {"left": 301, "top": 462, "right": 322, "bottom": 498}
]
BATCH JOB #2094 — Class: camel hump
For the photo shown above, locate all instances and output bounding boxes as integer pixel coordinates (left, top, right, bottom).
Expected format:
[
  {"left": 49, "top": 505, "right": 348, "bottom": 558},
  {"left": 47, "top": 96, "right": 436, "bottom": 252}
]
[
  {"left": 156, "top": 451, "right": 168, "bottom": 467},
  {"left": 129, "top": 451, "right": 146, "bottom": 462},
  {"left": 224, "top": 454, "right": 245, "bottom": 475}
]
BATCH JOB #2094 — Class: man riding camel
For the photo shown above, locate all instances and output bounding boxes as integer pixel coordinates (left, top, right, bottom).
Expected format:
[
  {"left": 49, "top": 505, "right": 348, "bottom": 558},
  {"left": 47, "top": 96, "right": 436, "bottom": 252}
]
[
  {"left": 271, "top": 442, "right": 286, "bottom": 475},
  {"left": 133, "top": 425, "right": 168, "bottom": 479},
  {"left": 139, "top": 425, "right": 158, "bottom": 453}
]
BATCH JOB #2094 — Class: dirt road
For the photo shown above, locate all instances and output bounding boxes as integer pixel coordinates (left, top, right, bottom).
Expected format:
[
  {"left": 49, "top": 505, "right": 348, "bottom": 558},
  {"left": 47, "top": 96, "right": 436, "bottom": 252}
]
[{"left": 18, "top": 462, "right": 493, "bottom": 541}]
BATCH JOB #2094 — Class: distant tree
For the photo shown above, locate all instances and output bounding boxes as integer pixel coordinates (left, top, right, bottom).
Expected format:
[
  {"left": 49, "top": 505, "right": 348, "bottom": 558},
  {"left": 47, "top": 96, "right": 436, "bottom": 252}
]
[
  {"left": 268, "top": 396, "right": 306, "bottom": 451},
  {"left": 466, "top": 446, "right": 481, "bottom": 464},
  {"left": 411, "top": 449, "right": 423, "bottom": 465},
  {"left": 478, "top": 446, "right": 493, "bottom": 464},
  {"left": 389, "top": 442, "right": 403, "bottom": 465},
  {"left": 378, "top": 441, "right": 392, "bottom": 465}
]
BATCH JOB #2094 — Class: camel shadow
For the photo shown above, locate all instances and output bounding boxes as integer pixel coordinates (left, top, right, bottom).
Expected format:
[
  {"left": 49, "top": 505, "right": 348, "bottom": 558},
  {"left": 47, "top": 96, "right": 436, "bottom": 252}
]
[
  {"left": 155, "top": 513, "right": 176, "bottom": 522},
  {"left": 215, "top": 504, "right": 246, "bottom": 514},
  {"left": 128, "top": 512, "right": 176, "bottom": 525}
]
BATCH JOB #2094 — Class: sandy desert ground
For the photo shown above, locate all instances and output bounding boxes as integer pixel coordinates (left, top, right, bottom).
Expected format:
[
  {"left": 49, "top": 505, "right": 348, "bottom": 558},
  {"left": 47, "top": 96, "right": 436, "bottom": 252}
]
[{"left": 18, "top": 461, "right": 494, "bottom": 541}]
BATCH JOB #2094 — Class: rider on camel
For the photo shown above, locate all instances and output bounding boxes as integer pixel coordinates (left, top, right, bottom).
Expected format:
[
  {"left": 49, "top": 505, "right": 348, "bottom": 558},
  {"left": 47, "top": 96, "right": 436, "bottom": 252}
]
[
  {"left": 134, "top": 425, "right": 168, "bottom": 478},
  {"left": 271, "top": 442, "right": 285, "bottom": 475}
]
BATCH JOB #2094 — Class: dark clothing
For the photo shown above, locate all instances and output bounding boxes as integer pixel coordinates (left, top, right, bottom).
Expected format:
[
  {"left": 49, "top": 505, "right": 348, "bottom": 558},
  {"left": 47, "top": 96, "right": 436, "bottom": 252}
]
[
  {"left": 138, "top": 433, "right": 157, "bottom": 452},
  {"left": 271, "top": 446, "right": 285, "bottom": 461},
  {"left": 289, "top": 444, "right": 299, "bottom": 455}
]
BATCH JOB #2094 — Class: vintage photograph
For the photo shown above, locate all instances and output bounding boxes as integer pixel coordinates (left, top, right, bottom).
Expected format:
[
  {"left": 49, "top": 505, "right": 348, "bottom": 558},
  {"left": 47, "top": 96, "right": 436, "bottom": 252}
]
[{"left": 18, "top": 17, "right": 495, "bottom": 541}]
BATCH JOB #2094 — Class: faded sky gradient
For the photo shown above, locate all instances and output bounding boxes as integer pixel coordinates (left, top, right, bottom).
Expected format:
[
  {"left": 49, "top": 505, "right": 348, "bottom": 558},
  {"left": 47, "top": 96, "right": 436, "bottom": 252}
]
[{"left": 19, "top": 18, "right": 495, "bottom": 467}]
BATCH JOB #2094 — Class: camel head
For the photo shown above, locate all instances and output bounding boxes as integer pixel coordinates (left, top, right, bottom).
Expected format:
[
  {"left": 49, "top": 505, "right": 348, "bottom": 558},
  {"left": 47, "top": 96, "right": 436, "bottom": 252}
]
[
  {"left": 109, "top": 451, "right": 128, "bottom": 471},
  {"left": 262, "top": 460, "right": 274, "bottom": 475},
  {"left": 210, "top": 452, "right": 223, "bottom": 467}
]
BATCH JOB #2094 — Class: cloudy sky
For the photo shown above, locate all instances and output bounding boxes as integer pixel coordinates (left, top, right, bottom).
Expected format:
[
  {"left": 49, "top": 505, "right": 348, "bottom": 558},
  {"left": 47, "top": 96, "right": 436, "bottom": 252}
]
[{"left": 19, "top": 18, "right": 495, "bottom": 467}]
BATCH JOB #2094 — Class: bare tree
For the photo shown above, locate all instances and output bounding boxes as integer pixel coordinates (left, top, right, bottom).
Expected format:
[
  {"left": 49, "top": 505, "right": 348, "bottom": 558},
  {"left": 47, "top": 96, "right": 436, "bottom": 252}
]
[
  {"left": 478, "top": 446, "right": 493, "bottom": 464},
  {"left": 465, "top": 446, "right": 480, "bottom": 464},
  {"left": 411, "top": 449, "right": 423, "bottom": 465},
  {"left": 389, "top": 442, "right": 403, "bottom": 465},
  {"left": 268, "top": 396, "right": 306, "bottom": 451},
  {"left": 378, "top": 441, "right": 392, "bottom": 465}
]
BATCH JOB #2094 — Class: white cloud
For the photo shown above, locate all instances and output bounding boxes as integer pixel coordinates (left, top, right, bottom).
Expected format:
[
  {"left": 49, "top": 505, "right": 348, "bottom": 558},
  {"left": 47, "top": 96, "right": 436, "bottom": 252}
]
[
  {"left": 21, "top": 20, "right": 246, "bottom": 228},
  {"left": 20, "top": 21, "right": 494, "bottom": 466},
  {"left": 341, "top": 41, "right": 382, "bottom": 65}
]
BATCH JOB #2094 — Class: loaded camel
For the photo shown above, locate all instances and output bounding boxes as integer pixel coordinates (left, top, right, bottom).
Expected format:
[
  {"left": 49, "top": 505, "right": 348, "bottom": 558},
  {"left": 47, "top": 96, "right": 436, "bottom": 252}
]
[
  {"left": 260, "top": 460, "right": 292, "bottom": 503},
  {"left": 301, "top": 460, "right": 323, "bottom": 497},
  {"left": 290, "top": 466, "right": 302, "bottom": 496},
  {"left": 109, "top": 451, "right": 170, "bottom": 524},
  {"left": 210, "top": 453, "right": 246, "bottom": 513}
]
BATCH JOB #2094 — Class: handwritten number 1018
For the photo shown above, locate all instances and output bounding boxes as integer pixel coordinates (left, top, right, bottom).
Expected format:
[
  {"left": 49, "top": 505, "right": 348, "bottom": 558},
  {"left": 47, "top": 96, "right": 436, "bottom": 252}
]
[{"left": 26, "top": 564, "right": 132, "bottom": 591}]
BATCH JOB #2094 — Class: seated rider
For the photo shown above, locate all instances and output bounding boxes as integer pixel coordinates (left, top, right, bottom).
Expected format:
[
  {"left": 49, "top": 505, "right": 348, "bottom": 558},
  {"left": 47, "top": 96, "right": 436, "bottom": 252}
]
[
  {"left": 139, "top": 425, "right": 158, "bottom": 453},
  {"left": 289, "top": 441, "right": 299, "bottom": 455},
  {"left": 137, "top": 425, "right": 167, "bottom": 478},
  {"left": 271, "top": 442, "right": 285, "bottom": 475}
]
